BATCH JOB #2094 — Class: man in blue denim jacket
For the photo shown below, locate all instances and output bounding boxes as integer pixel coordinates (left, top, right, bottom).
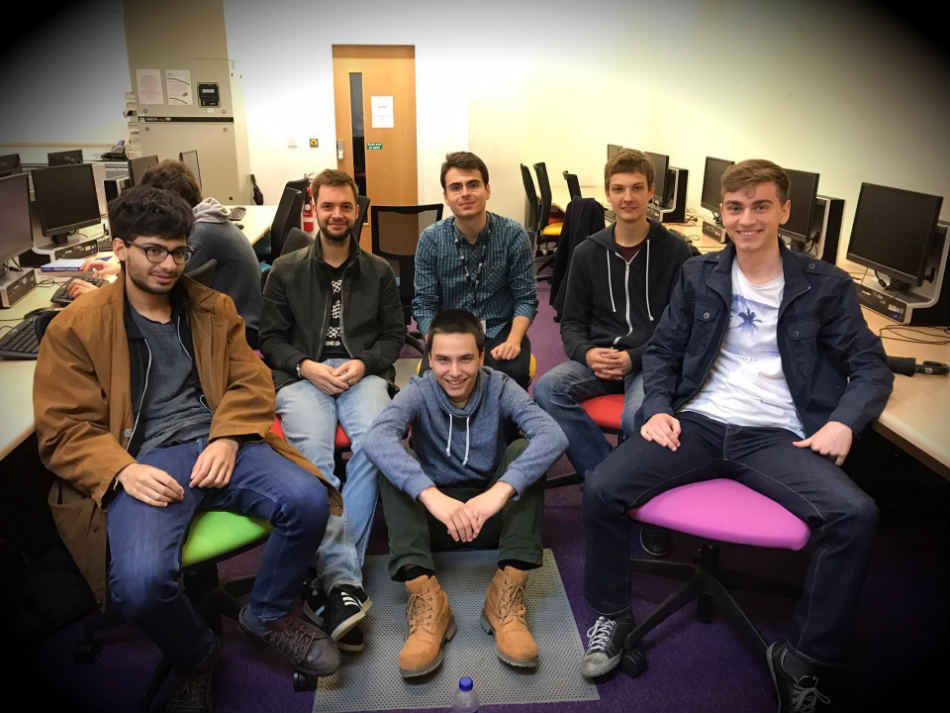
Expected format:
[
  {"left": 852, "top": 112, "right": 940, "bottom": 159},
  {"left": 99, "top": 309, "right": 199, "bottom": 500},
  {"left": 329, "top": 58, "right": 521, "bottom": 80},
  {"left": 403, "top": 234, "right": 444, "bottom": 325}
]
[{"left": 580, "top": 159, "right": 893, "bottom": 713}]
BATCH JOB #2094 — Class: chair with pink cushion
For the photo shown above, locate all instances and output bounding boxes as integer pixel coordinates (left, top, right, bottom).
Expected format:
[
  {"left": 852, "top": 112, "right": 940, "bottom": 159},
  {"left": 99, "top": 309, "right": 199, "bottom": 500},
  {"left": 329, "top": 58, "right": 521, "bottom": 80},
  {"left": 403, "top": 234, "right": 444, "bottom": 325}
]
[{"left": 618, "top": 478, "right": 811, "bottom": 676}]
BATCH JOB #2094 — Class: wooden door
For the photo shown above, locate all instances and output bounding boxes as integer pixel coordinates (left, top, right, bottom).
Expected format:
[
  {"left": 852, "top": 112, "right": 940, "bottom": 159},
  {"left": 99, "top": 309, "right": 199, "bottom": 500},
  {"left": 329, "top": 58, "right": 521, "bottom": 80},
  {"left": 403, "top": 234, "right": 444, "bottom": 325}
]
[{"left": 332, "top": 45, "right": 417, "bottom": 251}]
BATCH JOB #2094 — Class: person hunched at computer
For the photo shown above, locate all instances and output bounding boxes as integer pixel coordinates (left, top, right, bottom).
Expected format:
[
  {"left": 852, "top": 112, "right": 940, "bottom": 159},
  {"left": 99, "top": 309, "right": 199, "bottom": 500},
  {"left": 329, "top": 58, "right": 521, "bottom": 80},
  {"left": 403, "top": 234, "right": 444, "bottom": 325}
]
[
  {"left": 70, "top": 159, "right": 263, "bottom": 348},
  {"left": 33, "top": 185, "right": 343, "bottom": 712}
]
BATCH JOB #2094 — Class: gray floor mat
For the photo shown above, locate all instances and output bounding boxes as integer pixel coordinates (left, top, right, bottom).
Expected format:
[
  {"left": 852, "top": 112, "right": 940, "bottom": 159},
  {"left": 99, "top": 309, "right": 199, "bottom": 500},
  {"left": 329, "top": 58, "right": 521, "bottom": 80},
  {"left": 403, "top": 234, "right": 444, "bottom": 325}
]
[{"left": 313, "top": 548, "right": 599, "bottom": 712}]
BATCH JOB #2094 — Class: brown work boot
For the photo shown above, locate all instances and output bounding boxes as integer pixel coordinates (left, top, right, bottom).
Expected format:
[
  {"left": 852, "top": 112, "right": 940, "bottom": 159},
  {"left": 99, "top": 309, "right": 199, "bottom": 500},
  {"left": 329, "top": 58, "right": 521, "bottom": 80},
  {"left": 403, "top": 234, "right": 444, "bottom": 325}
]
[
  {"left": 480, "top": 566, "right": 539, "bottom": 668},
  {"left": 399, "top": 574, "right": 457, "bottom": 678}
]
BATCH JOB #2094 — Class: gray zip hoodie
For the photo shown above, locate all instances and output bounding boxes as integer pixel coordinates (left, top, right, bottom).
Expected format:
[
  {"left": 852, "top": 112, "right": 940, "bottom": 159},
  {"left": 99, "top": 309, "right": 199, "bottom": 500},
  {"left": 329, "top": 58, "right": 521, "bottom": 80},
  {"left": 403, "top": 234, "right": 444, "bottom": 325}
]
[{"left": 363, "top": 367, "right": 567, "bottom": 499}]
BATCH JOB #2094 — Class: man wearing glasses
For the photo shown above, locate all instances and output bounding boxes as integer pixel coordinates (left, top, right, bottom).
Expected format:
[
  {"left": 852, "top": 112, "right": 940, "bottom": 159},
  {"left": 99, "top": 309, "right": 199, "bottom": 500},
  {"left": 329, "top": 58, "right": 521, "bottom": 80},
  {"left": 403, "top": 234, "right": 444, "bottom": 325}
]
[
  {"left": 34, "top": 185, "right": 344, "bottom": 712},
  {"left": 413, "top": 151, "right": 538, "bottom": 388}
]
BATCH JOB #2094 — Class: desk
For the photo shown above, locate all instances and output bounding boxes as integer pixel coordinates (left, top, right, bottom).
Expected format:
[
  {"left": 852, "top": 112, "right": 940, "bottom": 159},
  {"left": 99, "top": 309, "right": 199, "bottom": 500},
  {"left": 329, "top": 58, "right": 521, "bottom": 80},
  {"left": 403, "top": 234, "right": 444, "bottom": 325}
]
[
  {"left": 236, "top": 205, "right": 276, "bottom": 245},
  {"left": 668, "top": 220, "right": 950, "bottom": 478}
]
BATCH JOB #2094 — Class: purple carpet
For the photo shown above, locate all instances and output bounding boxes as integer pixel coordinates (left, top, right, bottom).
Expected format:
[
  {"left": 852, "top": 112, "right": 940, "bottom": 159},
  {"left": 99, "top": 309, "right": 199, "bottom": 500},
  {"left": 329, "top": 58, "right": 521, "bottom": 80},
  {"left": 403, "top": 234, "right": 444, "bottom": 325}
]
[{"left": 18, "top": 277, "right": 950, "bottom": 712}]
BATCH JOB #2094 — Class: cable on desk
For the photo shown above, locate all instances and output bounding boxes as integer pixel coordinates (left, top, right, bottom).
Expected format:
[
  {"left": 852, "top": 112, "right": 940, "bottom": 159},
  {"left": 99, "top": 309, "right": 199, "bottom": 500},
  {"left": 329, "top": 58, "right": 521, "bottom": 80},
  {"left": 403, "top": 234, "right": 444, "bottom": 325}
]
[{"left": 877, "top": 324, "right": 950, "bottom": 345}]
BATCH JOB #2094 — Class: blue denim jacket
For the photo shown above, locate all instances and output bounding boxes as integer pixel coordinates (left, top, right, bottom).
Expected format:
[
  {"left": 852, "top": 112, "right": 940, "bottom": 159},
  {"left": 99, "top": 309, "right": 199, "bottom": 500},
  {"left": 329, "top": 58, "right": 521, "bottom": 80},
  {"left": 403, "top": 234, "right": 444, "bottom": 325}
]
[{"left": 637, "top": 243, "right": 893, "bottom": 437}]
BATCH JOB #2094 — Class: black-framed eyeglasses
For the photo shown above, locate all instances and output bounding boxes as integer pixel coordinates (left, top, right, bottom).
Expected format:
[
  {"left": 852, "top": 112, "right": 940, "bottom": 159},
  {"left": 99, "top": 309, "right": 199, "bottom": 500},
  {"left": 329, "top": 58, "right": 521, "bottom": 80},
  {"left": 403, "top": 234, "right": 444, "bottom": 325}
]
[{"left": 125, "top": 241, "right": 194, "bottom": 264}]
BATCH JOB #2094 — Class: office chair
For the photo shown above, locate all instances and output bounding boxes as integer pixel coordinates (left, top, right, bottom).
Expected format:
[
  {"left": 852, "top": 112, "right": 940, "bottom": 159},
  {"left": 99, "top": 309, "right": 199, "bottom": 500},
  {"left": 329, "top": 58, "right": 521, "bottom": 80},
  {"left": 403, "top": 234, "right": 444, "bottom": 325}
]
[
  {"left": 563, "top": 171, "right": 582, "bottom": 201},
  {"left": 533, "top": 162, "right": 563, "bottom": 280},
  {"left": 520, "top": 163, "right": 542, "bottom": 248},
  {"left": 370, "top": 203, "right": 444, "bottom": 355},
  {"left": 544, "top": 393, "right": 623, "bottom": 490},
  {"left": 269, "top": 187, "right": 304, "bottom": 260},
  {"left": 354, "top": 194, "right": 370, "bottom": 242},
  {"left": 619, "top": 479, "right": 810, "bottom": 677},
  {"left": 280, "top": 227, "right": 315, "bottom": 256},
  {"left": 183, "top": 258, "right": 217, "bottom": 288}
]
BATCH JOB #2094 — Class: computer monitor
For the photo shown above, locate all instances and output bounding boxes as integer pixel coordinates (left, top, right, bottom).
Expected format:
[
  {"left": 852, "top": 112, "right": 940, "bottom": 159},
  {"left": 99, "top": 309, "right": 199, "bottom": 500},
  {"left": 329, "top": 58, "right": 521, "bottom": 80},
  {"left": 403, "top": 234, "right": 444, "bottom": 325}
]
[
  {"left": 645, "top": 150, "right": 670, "bottom": 206},
  {"left": 779, "top": 168, "right": 821, "bottom": 250},
  {"left": 0, "top": 153, "right": 22, "bottom": 178},
  {"left": 847, "top": 182, "right": 943, "bottom": 291},
  {"left": 0, "top": 173, "right": 33, "bottom": 265},
  {"left": 30, "top": 164, "right": 102, "bottom": 245},
  {"left": 179, "top": 149, "right": 202, "bottom": 190},
  {"left": 700, "top": 157, "right": 734, "bottom": 218},
  {"left": 48, "top": 149, "right": 83, "bottom": 166},
  {"left": 128, "top": 154, "right": 159, "bottom": 186}
]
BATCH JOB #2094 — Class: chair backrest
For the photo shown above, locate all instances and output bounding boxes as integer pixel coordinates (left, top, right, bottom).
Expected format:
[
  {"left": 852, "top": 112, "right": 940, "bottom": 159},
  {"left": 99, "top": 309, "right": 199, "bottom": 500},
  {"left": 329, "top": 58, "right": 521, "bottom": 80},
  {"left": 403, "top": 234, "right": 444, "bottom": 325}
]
[
  {"left": 520, "top": 163, "right": 540, "bottom": 236},
  {"left": 352, "top": 194, "right": 370, "bottom": 242},
  {"left": 184, "top": 258, "right": 217, "bottom": 287},
  {"left": 270, "top": 187, "right": 303, "bottom": 259},
  {"left": 370, "top": 203, "right": 444, "bottom": 324},
  {"left": 563, "top": 170, "right": 582, "bottom": 201},
  {"left": 533, "top": 162, "right": 553, "bottom": 229},
  {"left": 280, "top": 227, "right": 314, "bottom": 256}
]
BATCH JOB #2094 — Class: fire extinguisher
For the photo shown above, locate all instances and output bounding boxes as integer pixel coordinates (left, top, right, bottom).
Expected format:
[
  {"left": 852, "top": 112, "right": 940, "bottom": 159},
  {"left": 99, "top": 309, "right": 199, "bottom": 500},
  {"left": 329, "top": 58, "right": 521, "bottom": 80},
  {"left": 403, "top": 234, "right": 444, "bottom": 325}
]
[{"left": 302, "top": 186, "right": 315, "bottom": 233}]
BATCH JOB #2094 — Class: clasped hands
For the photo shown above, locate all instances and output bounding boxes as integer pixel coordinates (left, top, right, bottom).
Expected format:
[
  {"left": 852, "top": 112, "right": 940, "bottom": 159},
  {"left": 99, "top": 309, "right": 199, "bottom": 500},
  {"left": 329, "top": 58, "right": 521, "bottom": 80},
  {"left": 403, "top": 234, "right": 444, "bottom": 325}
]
[
  {"left": 299, "top": 358, "right": 366, "bottom": 395},
  {"left": 418, "top": 482, "right": 515, "bottom": 543},
  {"left": 586, "top": 347, "right": 632, "bottom": 381}
]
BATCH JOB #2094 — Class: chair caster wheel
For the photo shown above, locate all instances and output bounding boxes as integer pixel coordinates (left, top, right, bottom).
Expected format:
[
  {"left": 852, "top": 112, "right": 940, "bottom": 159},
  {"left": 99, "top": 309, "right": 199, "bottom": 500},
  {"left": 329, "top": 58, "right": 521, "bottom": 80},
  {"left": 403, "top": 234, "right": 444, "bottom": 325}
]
[
  {"left": 293, "top": 671, "right": 317, "bottom": 691},
  {"left": 620, "top": 648, "right": 648, "bottom": 677},
  {"left": 73, "top": 639, "right": 102, "bottom": 663}
]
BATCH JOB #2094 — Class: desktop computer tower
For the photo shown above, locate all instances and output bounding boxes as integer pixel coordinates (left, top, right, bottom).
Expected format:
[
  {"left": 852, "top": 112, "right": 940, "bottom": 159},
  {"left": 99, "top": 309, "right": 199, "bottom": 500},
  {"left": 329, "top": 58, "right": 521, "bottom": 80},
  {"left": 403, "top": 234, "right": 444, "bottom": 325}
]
[
  {"left": 646, "top": 167, "right": 688, "bottom": 224},
  {"left": 104, "top": 176, "right": 130, "bottom": 203},
  {"left": 816, "top": 195, "right": 843, "bottom": 264}
]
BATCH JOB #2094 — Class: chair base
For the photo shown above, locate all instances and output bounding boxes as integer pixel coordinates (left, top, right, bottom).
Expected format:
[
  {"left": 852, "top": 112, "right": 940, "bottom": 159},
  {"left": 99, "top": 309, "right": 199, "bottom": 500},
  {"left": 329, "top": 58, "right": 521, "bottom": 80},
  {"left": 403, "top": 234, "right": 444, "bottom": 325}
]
[{"left": 621, "top": 542, "right": 802, "bottom": 676}]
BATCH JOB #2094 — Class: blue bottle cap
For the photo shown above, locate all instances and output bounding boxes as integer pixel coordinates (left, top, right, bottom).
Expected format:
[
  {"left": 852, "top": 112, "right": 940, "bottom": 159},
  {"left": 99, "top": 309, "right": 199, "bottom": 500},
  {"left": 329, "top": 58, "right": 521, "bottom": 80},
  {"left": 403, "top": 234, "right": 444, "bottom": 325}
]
[{"left": 459, "top": 676, "right": 473, "bottom": 691}]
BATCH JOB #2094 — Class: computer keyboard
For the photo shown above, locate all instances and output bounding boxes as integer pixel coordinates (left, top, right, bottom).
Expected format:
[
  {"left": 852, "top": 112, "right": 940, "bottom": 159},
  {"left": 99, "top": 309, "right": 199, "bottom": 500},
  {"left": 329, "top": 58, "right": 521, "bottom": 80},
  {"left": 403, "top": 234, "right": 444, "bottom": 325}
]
[
  {"left": 50, "top": 276, "right": 106, "bottom": 306},
  {"left": 228, "top": 206, "right": 246, "bottom": 221},
  {"left": 0, "top": 316, "right": 41, "bottom": 360},
  {"left": 97, "top": 235, "right": 113, "bottom": 252}
]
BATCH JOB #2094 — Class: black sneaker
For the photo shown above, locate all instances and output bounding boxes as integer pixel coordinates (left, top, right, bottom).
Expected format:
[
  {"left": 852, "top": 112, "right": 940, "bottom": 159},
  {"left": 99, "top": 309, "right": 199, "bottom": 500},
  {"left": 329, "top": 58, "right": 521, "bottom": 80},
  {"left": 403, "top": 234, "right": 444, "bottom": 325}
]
[
  {"left": 165, "top": 646, "right": 216, "bottom": 712},
  {"left": 580, "top": 615, "right": 635, "bottom": 678},
  {"left": 325, "top": 584, "right": 372, "bottom": 641},
  {"left": 336, "top": 625, "right": 365, "bottom": 653},
  {"left": 639, "top": 526, "right": 672, "bottom": 557},
  {"left": 302, "top": 581, "right": 327, "bottom": 629},
  {"left": 767, "top": 642, "right": 831, "bottom": 713},
  {"left": 238, "top": 605, "right": 340, "bottom": 677}
]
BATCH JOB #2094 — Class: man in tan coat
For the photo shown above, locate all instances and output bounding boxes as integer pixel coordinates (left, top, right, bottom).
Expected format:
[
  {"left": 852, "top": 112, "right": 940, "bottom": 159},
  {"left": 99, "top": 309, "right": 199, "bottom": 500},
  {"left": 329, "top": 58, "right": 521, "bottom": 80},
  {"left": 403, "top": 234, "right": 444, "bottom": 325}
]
[{"left": 34, "top": 185, "right": 343, "bottom": 712}]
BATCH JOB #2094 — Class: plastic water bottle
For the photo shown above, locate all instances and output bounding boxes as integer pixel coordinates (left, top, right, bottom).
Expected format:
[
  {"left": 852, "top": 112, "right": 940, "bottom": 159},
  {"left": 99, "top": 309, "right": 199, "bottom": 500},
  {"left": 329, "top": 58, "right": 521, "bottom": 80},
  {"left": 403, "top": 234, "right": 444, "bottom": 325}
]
[{"left": 451, "top": 676, "right": 479, "bottom": 712}]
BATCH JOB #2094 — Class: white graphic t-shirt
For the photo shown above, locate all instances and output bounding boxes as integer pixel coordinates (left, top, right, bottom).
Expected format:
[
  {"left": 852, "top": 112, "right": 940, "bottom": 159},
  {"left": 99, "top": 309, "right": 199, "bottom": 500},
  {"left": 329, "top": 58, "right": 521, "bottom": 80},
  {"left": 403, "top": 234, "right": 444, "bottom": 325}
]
[{"left": 683, "top": 261, "right": 805, "bottom": 437}]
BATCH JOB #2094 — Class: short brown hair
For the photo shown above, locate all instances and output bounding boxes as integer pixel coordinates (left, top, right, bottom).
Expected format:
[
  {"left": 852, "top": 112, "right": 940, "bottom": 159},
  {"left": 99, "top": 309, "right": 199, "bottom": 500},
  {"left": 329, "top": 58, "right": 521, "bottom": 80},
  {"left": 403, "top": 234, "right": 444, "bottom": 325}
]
[
  {"left": 310, "top": 169, "right": 358, "bottom": 203},
  {"left": 440, "top": 151, "right": 489, "bottom": 190},
  {"left": 139, "top": 160, "right": 202, "bottom": 208},
  {"left": 604, "top": 148, "right": 655, "bottom": 192},
  {"left": 427, "top": 308, "right": 485, "bottom": 355},
  {"left": 721, "top": 159, "right": 790, "bottom": 204}
]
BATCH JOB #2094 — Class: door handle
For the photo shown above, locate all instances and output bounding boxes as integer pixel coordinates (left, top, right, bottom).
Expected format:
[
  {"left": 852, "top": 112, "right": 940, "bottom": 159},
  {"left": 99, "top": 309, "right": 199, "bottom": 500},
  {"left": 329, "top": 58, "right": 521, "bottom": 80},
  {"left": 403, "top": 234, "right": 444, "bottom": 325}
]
[{"left": 337, "top": 140, "right": 344, "bottom": 160}]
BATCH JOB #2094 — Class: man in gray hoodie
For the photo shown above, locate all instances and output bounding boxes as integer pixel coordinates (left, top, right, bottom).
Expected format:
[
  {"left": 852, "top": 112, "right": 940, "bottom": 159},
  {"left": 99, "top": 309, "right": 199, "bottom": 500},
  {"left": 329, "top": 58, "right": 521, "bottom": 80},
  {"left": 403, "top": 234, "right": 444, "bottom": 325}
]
[
  {"left": 71, "top": 159, "right": 263, "bottom": 347},
  {"left": 363, "top": 309, "right": 567, "bottom": 679}
]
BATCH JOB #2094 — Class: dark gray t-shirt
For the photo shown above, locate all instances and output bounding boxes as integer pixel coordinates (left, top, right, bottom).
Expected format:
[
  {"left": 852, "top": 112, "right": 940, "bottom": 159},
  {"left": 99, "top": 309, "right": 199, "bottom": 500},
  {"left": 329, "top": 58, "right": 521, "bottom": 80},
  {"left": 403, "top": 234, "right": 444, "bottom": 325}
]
[{"left": 130, "top": 309, "right": 213, "bottom": 457}]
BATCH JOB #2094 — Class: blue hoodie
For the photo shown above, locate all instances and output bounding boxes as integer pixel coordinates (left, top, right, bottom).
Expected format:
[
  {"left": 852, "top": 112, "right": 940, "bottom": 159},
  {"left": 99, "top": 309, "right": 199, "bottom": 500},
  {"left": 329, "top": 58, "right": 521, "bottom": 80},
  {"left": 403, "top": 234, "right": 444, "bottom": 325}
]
[{"left": 364, "top": 367, "right": 567, "bottom": 499}]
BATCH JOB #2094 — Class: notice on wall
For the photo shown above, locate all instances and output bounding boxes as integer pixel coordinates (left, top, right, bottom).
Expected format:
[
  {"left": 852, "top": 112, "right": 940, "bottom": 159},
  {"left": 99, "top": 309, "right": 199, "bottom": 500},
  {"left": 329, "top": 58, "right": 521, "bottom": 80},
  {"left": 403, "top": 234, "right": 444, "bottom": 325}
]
[
  {"left": 135, "top": 68, "right": 164, "bottom": 105},
  {"left": 371, "top": 96, "right": 394, "bottom": 128},
  {"left": 165, "top": 69, "right": 193, "bottom": 105}
]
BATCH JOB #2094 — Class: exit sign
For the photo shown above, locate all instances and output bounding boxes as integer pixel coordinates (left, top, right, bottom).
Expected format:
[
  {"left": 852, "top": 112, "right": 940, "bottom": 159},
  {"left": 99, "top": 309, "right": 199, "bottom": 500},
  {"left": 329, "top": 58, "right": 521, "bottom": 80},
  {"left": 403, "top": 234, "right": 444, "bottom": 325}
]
[{"left": 366, "top": 142, "right": 383, "bottom": 150}]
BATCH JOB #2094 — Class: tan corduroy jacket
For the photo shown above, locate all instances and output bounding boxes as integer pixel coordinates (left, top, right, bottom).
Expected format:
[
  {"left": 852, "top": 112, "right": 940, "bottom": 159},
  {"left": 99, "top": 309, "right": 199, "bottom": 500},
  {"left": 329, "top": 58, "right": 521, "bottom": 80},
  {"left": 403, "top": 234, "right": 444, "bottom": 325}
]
[{"left": 33, "top": 276, "right": 341, "bottom": 608}]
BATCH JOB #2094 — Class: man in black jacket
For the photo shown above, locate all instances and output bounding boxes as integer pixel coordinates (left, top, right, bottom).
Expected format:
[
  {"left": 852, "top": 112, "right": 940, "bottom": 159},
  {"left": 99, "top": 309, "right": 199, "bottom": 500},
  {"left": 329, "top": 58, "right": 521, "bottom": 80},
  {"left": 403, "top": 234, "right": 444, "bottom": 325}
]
[
  {"left": 534, "top": 149, "right": 692, "bottom": 484},
  {"left": 260, "top": 169, "right": 406, "bottom": 652}
]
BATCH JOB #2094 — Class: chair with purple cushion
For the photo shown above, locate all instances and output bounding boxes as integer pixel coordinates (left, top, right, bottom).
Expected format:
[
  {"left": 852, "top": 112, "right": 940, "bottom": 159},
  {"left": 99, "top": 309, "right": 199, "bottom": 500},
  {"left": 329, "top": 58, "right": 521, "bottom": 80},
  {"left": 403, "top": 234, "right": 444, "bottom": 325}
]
[{"left": 619, "top": 478, "right": 811, "bottom": 676}]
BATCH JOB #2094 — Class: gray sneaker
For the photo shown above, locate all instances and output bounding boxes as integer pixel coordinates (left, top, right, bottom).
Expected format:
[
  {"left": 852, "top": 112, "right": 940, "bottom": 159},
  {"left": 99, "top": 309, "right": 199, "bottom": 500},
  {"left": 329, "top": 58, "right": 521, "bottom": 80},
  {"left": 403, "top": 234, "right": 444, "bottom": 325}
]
[
  {"left": 767, "top": 642, "right": 831, "bottom": 713},
  {"left": 580, "top": 615, "right": 635, "bottom": 678},
  {"left": 238, "top": 606, "right": 341, "bottom": 677}
]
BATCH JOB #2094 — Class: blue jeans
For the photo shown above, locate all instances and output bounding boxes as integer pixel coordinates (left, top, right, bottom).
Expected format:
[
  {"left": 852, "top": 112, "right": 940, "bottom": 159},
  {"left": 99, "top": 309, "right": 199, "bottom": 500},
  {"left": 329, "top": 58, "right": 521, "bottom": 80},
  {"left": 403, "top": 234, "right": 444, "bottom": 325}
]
[
  {"left": 533, "top": 360, "right": 644, "bottom": 479},
  {"left": 107, "top": 440, "right": 329, "bottom": 671},
  {"left": 582, "top": 411, "right": 878, "bottom": 667},
  {"left": 276, "top": 361, "right": 391, "bottom": 592}
]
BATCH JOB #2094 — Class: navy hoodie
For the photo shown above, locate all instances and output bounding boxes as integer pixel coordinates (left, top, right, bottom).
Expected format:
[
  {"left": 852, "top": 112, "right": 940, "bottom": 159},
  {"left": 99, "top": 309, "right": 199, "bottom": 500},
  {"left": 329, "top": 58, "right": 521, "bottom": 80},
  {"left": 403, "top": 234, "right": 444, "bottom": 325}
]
[{"left": 560, "top": 220, "right": 692, "bottom": 372}]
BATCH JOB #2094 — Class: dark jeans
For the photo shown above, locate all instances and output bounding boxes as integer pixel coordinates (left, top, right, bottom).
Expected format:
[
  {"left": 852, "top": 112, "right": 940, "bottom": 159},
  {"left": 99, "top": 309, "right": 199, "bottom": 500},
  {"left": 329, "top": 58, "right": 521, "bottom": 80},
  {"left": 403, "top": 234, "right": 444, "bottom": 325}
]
[
  {"left": 378, "top": 439, "right": 544, "bottom": 580},
  {"left": 106, "top": 440, "right": 329, "bottom": 671},
  {"left": 582, "top": 411, "right": 878, "bottom": 667},
  {"left": 420, "top": 324, "right": 532, "bottom": 389}
]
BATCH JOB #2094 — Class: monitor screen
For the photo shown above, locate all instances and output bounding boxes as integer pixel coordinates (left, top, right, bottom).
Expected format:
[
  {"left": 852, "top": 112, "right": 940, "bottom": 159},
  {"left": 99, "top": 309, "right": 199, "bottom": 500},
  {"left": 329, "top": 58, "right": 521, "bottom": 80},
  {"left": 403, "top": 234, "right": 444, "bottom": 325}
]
[
  {"left": 700, "top": 157, "right": 734, "bottom": 214},
  {"left": 179, "top": 149, "right": 202, "bottom": 190},
  {"left": 645, "top": 151, "right": 669, "bottom": 205},
  {"left": 30, "top": 164, "right": 102, "bottom": 242},
  {"left": 0, "top": 153, "right": 22, "bottom": 178},
  {"left": 128, "top": 154, "right": 159, "bottom": 186},
  {"left": 0, "top": 173, "right": 33, "bottom": 264},
  {"left": 48, "top": 149, "right": 83, "bottom": 166},
  {"left": 847, "top": 182, "right": 943, "bottom": 288},
  {"left": 779, "top": 168, "right": 820, "bottom": 242}
]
